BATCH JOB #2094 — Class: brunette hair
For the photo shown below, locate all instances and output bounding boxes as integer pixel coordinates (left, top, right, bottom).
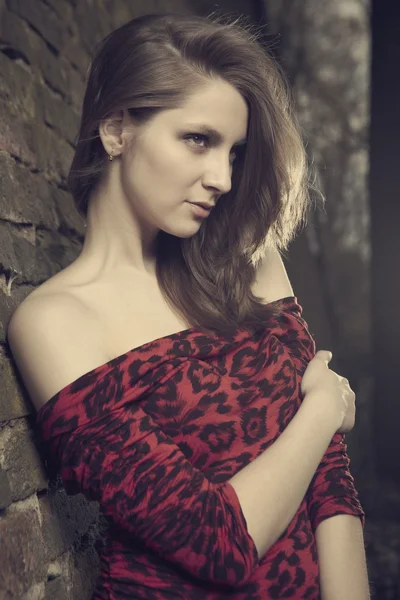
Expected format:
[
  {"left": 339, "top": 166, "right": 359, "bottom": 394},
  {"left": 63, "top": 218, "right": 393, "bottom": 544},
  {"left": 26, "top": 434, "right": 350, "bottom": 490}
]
[{"left": 68, "top": 11, "right": 319, "bottom": 335}]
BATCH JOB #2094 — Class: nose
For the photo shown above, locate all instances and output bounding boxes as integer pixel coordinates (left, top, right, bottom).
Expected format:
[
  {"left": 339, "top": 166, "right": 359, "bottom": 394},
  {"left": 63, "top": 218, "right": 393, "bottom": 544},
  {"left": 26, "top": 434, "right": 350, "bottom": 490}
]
[{"left": 202, "top": 154, "right": 233, "bottom": 196}]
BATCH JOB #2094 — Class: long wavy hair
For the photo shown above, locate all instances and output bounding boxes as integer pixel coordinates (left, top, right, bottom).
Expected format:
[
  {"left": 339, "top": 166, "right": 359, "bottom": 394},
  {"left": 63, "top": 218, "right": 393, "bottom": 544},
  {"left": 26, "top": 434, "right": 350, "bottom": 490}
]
[{"left": 67, "top": 11, "right": 319, "bottom": 335}]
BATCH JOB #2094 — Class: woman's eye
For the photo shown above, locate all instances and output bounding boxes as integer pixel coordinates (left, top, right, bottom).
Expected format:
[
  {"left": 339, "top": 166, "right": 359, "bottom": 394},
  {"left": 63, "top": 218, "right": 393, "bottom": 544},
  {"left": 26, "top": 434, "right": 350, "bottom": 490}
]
[
  {"left": 185, "top": 133, "right": 209, "bottom": 148},
  {"left": 185, "top": 133, "right": 238, "bottom": 164}
]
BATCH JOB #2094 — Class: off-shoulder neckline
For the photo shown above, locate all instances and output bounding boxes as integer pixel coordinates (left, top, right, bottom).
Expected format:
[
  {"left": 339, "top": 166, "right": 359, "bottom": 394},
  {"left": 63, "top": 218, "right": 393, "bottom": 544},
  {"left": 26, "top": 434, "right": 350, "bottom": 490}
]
[{"left": 36, "top": 296, "right": 296, "bottom": 421}]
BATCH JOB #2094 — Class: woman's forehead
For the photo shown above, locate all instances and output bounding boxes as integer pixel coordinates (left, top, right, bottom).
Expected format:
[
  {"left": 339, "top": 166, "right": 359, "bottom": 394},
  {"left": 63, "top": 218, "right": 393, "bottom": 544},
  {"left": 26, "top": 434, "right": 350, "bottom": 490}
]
[{"left": 155, "top": 85, "right": 248, "bottom": 141}]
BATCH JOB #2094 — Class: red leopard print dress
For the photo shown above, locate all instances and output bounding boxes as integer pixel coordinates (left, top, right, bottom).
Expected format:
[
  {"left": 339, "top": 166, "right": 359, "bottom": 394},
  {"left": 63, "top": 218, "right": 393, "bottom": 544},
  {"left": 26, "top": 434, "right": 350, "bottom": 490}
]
[{"left": 36, "top": 297, "right": 365, "bottom": 599}]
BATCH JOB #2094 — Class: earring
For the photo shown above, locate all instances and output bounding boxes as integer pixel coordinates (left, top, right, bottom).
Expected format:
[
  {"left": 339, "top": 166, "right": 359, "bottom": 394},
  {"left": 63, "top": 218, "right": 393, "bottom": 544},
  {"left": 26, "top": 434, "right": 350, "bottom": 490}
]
[{"left": 108, "top": 149, "right": 115, "bottom": 161}]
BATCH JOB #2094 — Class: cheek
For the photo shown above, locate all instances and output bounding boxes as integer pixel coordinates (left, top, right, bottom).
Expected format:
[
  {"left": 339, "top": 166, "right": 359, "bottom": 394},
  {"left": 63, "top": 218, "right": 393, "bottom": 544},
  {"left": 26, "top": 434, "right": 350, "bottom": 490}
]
[
  {"left": 120, "top": 151, "right": 161, "bottom": 191},
  {"left": 133, "top": 146, "right": 191, "bottom": 191},
  {"left": 120, "top": 150, "right": 186, "bottom": 209}
]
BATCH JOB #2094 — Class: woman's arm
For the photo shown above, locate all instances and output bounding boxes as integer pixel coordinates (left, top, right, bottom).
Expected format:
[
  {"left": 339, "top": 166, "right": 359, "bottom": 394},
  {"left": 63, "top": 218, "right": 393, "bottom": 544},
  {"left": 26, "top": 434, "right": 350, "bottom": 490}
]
[
  {"left": 252, "top": 245, "right": 294, "bottom": 303},
  {"left": 316, "top": 515, "right": 370, "bottom": 599},
  {"left": 229, "top": 389, "right": 338, "bottom": 557},
  {"left": 256, "top": 246, "right": 368, "bottom": 587}
]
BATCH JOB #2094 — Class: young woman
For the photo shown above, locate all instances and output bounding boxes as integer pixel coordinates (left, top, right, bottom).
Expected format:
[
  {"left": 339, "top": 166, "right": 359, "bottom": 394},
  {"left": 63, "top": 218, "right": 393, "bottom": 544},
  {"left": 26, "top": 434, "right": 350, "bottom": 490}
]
[{"left": 7, "top": 12, "right": 369, "bottom": 600}]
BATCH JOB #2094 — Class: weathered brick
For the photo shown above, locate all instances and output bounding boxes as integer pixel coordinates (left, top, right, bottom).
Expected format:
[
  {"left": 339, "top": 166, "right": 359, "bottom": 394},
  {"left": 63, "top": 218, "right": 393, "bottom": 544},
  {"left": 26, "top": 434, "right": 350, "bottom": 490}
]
[
  {"left": 41, "top": 0, "right": 73, "bottom": 24},
  {"left": 0, "top": 151, "right": 59, "bottom": 229},
  {"left": 0, "top": 222, "right": 59, "bottom": 294},
  {"left": 0, "top": 9, "right": 36, "bottom": 67},
  {"left": 6, "top": 0, "right": 70, "bottom": 53},
  {"left": 0, "top": 345, "right": 33, "bottom": 421},
  {"left": 60, "top": 56, "right": 86, "bottom": 110},
  {"left": 0, "top": 44, "right": 37, "bottom": 118},
  {"left": 0, "top": 88, "right": 39, "bottom": 167},
  {"left": 0, "top": 8, "right": 72, "bottom": 101},
  {"left": 39, "top": 489, "right": 100, "bottom": 562},
  {"left": 43, "top": 576, "right": 69, "bottom": 600},
  {"left": 73, "top": 1, "right": 111, "bottom": 54},
  {"left": 35, "top": 38, "right": 70, "bottom": 100},
  {"left": 35, "top": 227, "right": 82, "bottom": 274},
  {"left": 35, "top": 83, "right": 80, "bottom": 146},
  {"left": 21, "top": 581, "right": 46, "bottom": 600},
  {"left": 0, "top": 465, "right": 13, "bottom": 509},
  {"left": 70, "top": 544, "right": 99, "bottom": 600},
  {"left": 62, "top": 34, "right": 90, "bottom": 76},
  {"left": 39, "top": 494, "right": 67, "bottom": 562},
  {"left": 44, "top": 551, "right": 72, "bottom": 600},
  {"left": 107, "top": 2, "right": 140, "bottom": 31},
  {"left": 0, "top": 420, "right": 48, "bottom": 501},
  {"left": 0, "top": 282, "right": 34, "bottom": 339},
  {"left": 29, "top": 120, "right": 74, "bottom": 180},
  {"left": 51, "top": 185, "right": 87, "bottom": 237},
  {"left": 0, "top": 509, "right": 46, "bottom": 597},
  {"left": 0, "top": 111, "right": 38, "bottom": 168}
]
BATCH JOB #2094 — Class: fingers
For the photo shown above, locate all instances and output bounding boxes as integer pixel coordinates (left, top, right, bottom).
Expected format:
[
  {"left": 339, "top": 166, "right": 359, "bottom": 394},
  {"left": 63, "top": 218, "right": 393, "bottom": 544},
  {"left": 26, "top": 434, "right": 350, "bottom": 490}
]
[
  {"left": 315, "top": 350, "right": 333, "bottom": 366},
  {"left": 339, "top": 375, "right": 352, "bottom": 390}
]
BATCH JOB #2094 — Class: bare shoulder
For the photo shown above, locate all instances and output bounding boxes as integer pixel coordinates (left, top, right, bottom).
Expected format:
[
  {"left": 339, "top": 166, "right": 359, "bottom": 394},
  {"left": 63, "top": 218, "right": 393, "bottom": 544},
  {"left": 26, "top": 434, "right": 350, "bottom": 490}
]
[
  {"left": 7, "top": 287, "right": 107, "bottom": 412},
  {"left": 252, "top": 246, "right": 294, "bottom": 304}
]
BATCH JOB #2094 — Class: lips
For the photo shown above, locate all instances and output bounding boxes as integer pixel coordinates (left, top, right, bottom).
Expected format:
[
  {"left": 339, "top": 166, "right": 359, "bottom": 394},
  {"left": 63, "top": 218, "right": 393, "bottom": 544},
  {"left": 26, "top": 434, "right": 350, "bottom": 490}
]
[
  {"left": 186, "top": 202, "right": 213, "bottom": 218},
  {"left": 189, "top": 202, "right": 215, "bottom": 210}
]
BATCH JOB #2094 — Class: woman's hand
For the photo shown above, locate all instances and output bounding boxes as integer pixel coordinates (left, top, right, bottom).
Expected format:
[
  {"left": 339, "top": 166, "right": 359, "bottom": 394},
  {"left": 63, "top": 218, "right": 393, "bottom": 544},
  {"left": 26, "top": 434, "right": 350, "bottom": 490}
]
[{"left": 301, "top": 350, "right": 356, "bottom": 434}]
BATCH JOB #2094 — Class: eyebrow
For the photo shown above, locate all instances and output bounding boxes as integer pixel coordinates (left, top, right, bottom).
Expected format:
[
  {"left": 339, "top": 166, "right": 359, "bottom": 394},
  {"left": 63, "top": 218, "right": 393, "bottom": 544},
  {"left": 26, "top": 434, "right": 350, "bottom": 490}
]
[{"left": 185, "top": 124, "right": 248, "bottom": 147}]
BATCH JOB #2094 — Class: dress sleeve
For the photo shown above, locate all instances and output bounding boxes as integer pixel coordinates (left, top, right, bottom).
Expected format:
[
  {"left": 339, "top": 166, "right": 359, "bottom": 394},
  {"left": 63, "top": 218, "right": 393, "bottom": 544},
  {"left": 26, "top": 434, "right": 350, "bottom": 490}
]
[
  {"left": 278, "top": 298, "right": 366, "bottom": 531},
  {"left": 306, "top": 432, "right": 365, "bottom": 531},
  {"left": 51, "top": 402, "right": 259, "bottom": 587}
]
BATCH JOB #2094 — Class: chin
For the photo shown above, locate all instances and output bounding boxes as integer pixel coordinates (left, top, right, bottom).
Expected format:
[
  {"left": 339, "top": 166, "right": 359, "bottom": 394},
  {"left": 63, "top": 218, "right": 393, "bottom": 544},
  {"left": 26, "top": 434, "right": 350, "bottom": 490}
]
[{"left": 162, "top": 222, "right": 202, "bottom": 239}]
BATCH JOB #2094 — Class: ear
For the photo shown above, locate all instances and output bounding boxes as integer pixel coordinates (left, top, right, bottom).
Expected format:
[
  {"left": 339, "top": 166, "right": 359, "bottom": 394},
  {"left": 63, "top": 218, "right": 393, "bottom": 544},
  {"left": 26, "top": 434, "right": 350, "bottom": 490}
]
[{"left": 99, "top": 109, "right": 127, "bottom": 157}]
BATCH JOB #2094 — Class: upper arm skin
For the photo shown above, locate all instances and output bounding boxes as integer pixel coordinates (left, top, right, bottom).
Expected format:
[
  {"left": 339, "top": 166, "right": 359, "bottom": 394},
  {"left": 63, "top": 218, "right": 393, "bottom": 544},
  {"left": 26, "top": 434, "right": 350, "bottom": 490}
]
[
  {"left": 7, "top": 296, "right": 71, "bottom": 410},
  {"left": 255, "top": 249, "right": 369, "bottom": 598},
  {"left": 253, "top": 246, "right": 294, "bottom": 304},
  {"left": 6, "top": 294, "right": 105, "bottom": 411}
]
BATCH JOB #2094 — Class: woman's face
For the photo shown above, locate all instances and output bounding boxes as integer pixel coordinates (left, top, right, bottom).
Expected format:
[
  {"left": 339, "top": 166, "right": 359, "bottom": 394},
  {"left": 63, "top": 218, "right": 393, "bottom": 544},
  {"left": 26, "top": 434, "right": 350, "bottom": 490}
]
[{"left": 119, "top": 78, "right": 249, "bottom": 239}]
